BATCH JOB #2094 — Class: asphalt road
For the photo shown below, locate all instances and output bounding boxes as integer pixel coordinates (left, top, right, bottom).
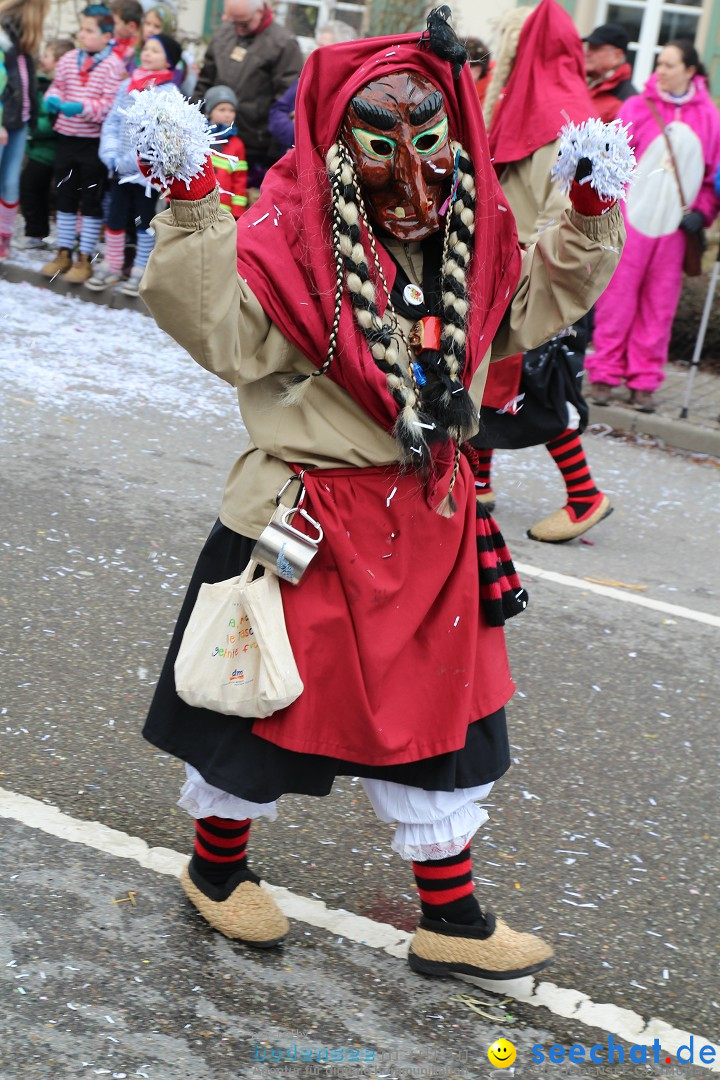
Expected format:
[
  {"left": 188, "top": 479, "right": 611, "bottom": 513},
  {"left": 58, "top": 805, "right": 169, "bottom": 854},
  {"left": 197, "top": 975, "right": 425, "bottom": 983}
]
[{"left": 1, "top": 281, "right": 718, "bottom": 1078}]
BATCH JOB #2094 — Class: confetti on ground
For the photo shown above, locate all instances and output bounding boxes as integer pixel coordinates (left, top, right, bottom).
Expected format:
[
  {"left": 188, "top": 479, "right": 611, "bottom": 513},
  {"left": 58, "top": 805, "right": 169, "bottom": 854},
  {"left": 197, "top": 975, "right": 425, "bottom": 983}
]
[{"left": 0, "top": 280, "right": 236, "bottom": 424}]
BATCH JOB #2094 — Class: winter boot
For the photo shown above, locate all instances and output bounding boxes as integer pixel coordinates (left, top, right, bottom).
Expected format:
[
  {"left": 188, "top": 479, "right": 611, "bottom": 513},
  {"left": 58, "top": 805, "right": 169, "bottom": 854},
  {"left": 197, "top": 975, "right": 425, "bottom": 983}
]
[
  {"left": 62, "top": 252, "right": 93, "bottom": 284},
  {"left": 41, "top": 248, "right": 73, "bottom": 279},
  {"left": 120, "top": 266, "right": 143, "bottom": 297},
  {"left": 16, "top": 236, "right": 48, "bottom": 251},
  {"left": 630, "top": 390, "right": 656, "bottom": 413},
  {"left": 85, "top": 260, "right": 122, "bottom": 291},
  {"left": 589, "top": 382, "right": 612, "bottom": 405},
  {"left": 0, "top": 234, "right": 11, "bottom": 259}
]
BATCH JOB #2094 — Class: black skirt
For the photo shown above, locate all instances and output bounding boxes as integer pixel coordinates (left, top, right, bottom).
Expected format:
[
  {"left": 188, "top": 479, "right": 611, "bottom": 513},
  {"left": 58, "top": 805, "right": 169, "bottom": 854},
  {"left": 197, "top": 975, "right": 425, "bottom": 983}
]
[{"left": 143, "top": 520, "right": 511, "bottom": 803}]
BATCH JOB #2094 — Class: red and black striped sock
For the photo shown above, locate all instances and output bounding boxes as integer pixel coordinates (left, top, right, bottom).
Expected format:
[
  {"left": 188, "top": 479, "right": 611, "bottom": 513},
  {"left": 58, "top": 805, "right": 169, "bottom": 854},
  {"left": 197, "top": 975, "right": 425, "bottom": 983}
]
[
  {"left": 472, "top": 447, "right": 494, "bottom": 494},
  {"left": 545, "top": 429, "right": 602, "bottom": 520},
  {"left": 412, "top": 842, "right": 489, "bottom": 927},
  {"left": 191, "top": 816, "right": 257, "bottom": 888}
]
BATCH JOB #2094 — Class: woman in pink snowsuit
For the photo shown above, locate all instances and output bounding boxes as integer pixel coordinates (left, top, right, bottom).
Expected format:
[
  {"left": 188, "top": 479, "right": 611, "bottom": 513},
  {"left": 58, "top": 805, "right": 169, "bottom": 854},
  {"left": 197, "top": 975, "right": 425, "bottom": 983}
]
[{"left": 587, "top": 40, "right": 720, "bottom": 413}]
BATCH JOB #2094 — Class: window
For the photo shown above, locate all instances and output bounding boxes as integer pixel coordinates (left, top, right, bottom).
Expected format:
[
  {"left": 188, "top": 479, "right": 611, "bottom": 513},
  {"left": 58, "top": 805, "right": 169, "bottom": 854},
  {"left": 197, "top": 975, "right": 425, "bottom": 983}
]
[
  {"left": 204, "top": 0, "right": 224, "bottom": 36},
  {"left": 204, "top": 0, "right": 368, "bottom": 42},
  {"left": 598, "top": 0, "right": 702, "bottom": 86},
  {"left": 274, "top": 0, "right": 368, "bottom": 49}
]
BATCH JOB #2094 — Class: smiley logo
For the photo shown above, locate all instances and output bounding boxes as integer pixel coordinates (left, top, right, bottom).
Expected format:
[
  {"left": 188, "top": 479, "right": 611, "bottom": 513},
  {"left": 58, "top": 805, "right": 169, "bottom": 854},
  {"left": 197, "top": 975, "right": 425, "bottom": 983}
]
[{"left": 488, "top": 1038, "right": 517, "bottom": 1068}]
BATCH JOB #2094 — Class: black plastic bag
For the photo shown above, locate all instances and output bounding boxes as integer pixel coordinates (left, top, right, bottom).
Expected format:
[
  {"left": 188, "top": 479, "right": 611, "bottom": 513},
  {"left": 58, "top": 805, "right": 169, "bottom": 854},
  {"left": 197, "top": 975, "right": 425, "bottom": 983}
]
[{"left": 472, "top": 333, "right": 589, "bottom": 450}]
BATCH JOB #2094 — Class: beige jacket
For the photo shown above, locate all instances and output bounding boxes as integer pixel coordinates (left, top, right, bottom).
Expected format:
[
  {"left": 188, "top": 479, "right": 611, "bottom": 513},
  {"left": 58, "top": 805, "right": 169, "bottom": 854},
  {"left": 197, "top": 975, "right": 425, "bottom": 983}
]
[
  {"left": 141, "top": 189, "right": 624, "bottom": 537},
  {"left": 498, "top": 140, "right": 569, "bottom": 246}
]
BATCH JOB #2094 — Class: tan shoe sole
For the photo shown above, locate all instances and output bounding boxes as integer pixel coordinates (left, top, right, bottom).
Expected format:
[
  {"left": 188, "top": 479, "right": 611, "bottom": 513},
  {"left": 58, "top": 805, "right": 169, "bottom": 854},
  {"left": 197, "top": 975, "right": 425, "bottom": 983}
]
[
  {"left": 409, "top": 917, "right": 554, "bottom": 981},
  {"left": 62, "top": 268, "right": 93, "bottom": 285},
  {"left": 527, "top": 494, "right": 612, "bottom": 544},
  {"left": 475, "top": 489, "right": 496, "bottom": 512},
  {"left": 180, "top": 864, "right": 289, "bottom": 948},
  {"left": 41, "top": 256, "right": 73, "bottom": 278}
]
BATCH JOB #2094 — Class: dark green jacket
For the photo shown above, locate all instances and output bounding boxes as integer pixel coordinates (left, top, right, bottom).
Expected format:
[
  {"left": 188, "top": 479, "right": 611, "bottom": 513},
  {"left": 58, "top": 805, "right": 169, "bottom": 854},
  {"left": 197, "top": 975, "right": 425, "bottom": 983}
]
[{"left": 27, "top": 75, "right": 57, "bottom": 167}]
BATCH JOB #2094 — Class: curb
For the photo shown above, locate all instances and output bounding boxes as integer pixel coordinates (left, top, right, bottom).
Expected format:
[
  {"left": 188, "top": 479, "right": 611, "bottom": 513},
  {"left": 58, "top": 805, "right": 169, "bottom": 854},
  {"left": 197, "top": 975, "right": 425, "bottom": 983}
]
[
  {"left": 0, "top": 258, "right": 150, "bottom": 316},
  {"left": 588, "top": 403, "right": 720, "bottom": 457},
  {"left": 3, "top": 258, "right": 719, "bottom": 458}
]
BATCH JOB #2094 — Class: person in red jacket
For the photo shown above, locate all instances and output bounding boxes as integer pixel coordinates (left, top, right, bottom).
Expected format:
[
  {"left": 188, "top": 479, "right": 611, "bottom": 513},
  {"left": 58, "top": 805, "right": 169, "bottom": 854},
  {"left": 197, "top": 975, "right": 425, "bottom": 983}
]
[
  {"left": 584, "top": 22, "right": 637, "bottom": 122},
  {"left": 201, "top": 84, "right": 247, "bottom": 218}
]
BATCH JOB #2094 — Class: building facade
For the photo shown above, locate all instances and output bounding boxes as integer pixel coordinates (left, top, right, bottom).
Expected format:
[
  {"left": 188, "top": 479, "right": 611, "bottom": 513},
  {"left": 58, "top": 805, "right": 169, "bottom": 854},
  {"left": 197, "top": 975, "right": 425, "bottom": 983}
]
[
  {"left": 46, "top": 0, "right": 720, "bottom": 95},
  {"left": 454, "top": 0, "right": 719, "bottom": 95}
]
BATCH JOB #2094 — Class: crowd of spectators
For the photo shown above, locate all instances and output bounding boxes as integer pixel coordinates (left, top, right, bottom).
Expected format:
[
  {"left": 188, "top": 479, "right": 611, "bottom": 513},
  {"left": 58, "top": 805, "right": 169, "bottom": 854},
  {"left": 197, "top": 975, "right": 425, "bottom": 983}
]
[
  {"left": 0, "top": 0, "right": 719, "bottom": 419},
  {"left": 0, "top": 0, "right": 312, "bottom": 290}
]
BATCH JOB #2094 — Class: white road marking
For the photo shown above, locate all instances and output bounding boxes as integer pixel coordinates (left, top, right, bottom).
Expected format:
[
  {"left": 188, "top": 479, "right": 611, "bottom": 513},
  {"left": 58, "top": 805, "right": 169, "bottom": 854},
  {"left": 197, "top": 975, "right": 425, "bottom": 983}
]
[
  {"left": 515, "top": 562, "right": 720, "bottom": 628},
  {"left": 1, "top": 784, "right": 719, "bottom": 1072}
]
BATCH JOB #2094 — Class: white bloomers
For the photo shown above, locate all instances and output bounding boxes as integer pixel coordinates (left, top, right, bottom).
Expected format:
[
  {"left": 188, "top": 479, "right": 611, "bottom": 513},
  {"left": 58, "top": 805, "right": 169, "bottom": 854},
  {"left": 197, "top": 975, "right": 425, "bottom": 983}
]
[{"left": 179, "top": 764, "right": 493, "bottom": 861}]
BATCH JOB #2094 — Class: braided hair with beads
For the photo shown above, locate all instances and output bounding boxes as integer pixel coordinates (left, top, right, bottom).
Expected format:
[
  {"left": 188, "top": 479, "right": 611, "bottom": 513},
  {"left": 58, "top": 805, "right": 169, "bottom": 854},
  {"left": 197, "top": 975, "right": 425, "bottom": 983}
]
[
  {"left": 323, "top": 138, "right": 479, "bottom": 471},
  {"left": 325, "top": 141, "right": 447, "bottom": 469},
  {"left": 235, "top": 6, "right": 524, "bottom": 516}
]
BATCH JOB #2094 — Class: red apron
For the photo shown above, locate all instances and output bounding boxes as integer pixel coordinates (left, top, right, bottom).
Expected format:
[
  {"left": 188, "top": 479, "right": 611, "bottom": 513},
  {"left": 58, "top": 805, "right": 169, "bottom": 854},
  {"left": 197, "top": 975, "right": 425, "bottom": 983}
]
[{"left": 251, "top": 459, "right": 514, "bottom": 765}]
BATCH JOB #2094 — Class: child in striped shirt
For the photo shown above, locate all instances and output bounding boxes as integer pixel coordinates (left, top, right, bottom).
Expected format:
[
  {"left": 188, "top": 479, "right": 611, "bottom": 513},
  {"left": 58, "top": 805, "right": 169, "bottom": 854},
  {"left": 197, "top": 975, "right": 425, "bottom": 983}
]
[
  {"left": 41, "top": 4, "right": 125, "bottom": 284},
  {"left": 201, "top": 86, "right": 248, "bottom": 220},
  {"left": 89, "top": 32, "right": 181, "bottom": 296}
]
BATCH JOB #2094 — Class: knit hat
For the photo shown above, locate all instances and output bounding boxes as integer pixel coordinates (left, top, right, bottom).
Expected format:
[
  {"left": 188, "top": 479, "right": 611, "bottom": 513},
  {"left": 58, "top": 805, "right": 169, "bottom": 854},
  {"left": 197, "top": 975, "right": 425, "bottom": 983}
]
[
  {"left": 202, "top": 85, "right": 238, "bottom": 116},
  {"left": 149, "top": 32, "right": 182, "bottom": 69}
]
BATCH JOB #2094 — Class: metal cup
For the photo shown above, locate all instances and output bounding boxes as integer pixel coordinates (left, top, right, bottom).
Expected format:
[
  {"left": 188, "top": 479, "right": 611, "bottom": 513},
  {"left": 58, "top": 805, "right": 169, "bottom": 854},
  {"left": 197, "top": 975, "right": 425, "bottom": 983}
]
[{"left": 251, "top": 505, "right": 324, "bottom": 586}]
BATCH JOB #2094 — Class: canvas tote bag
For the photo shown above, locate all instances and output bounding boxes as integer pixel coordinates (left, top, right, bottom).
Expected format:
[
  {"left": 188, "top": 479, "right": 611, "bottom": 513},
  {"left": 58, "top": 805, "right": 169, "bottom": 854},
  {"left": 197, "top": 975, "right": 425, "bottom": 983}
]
[{"left": 174, "top": 562, "right": 303, "bottom": 718}]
